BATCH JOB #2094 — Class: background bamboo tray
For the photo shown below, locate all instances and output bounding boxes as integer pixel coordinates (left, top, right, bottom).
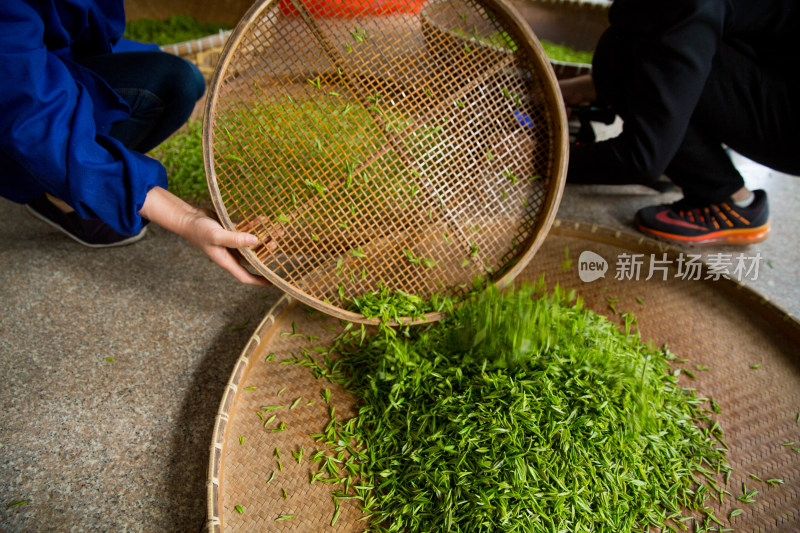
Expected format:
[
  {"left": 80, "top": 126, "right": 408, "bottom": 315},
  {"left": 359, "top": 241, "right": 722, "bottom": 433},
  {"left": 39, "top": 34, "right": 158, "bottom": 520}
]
[
  {"left": 126, "top": 0, "right": 609, "bottom": 81},
  {"left": 207, "top": 221, "right": 800, "bottom": 532},
  {"left": 509, "top": 0, "right": 609, "bottom": 78}
]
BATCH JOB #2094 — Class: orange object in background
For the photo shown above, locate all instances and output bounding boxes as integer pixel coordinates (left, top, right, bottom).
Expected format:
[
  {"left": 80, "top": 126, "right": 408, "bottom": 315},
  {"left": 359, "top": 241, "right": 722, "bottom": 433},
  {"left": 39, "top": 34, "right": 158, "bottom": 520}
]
[{"left": 279, "top": 0, "right": 426, "bottom": 17}]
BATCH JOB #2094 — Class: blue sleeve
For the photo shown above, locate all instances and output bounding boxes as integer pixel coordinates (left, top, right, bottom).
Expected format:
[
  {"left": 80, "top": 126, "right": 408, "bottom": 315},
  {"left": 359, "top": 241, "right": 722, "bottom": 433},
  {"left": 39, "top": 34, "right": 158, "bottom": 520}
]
[
  {"left": 0, "top": 1, "right": 168, "bottom": 235},
  {"left": 112, "top": 37, "right": 161, "bottom": 53}
]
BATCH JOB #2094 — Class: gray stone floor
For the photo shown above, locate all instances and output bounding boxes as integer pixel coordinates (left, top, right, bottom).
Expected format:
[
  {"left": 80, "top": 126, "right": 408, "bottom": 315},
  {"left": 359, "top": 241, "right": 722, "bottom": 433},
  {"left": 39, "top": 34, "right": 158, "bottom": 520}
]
[
  {"left": 1, "top": 150, "right": 798, "bottom": 532},
  {"left": 0, "top": 206, "right": 284, "bottom": 532}
]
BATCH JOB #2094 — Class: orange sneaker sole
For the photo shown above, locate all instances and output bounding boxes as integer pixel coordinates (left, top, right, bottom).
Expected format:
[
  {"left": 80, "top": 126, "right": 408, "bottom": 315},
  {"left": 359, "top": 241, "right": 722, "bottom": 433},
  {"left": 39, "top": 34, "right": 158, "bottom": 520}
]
[{"left": 637, "top": 221, "right": 770, "bottom": 246}]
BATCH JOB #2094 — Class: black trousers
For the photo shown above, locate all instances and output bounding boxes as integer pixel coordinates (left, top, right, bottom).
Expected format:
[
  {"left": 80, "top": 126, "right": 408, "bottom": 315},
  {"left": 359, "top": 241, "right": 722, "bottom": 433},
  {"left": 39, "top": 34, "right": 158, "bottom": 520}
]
[
  {"left": 593, "top": 27, "right": 800, "bottom": 204},
  {"left": 76, "top": 51, "right": 206, "bottom": 153}
]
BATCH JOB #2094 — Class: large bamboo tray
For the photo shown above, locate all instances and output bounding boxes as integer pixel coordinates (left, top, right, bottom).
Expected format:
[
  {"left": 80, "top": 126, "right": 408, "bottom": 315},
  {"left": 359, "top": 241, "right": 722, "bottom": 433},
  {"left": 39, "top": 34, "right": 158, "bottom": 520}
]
[{"left": 207, "top": 221, "right": 800, "bottom": 532}]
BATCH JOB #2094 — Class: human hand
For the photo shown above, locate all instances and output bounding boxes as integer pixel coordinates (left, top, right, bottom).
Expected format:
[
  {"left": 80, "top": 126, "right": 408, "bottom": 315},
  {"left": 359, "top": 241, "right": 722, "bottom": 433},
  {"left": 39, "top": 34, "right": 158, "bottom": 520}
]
[
  {"left": 558, "top": 74, "right": 597, "bottom": 114},
  {"left": 178, "top": 210, "right": 273, "bottom": 286},
  {"left": 139, "top": 186, "right": 274, "bottom": 286}
]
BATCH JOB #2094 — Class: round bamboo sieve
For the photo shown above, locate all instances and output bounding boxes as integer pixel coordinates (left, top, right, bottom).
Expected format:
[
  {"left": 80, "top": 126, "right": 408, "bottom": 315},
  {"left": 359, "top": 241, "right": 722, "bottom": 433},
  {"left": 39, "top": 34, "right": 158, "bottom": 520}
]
[
  {"left": 208, "top": 221, "right": 800, "bottom": 532},
  {"left": 203, "top": 0, "right": 568, "bottom": 324}
]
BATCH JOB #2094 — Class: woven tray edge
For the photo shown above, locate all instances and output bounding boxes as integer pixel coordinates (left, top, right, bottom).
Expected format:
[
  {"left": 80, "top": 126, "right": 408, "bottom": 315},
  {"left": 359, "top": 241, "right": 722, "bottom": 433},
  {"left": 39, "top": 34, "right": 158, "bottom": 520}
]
[{"left": 205, "top": 292, "right": 295, "bottom": 533}]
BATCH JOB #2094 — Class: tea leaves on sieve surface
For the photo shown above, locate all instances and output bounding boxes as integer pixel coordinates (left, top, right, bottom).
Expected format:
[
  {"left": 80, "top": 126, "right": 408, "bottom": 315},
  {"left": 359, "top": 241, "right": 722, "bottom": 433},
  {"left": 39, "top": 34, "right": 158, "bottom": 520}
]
[{"left": 350, "top": 27, "right": 365, "bottom": 43}]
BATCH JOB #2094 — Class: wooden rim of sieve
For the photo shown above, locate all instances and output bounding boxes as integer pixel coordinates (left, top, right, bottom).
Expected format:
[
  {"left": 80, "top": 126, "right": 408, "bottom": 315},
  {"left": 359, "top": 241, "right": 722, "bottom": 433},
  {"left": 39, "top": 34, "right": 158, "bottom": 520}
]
[{"left": 203, "top": 0, "right": 568, "bottom": 324}]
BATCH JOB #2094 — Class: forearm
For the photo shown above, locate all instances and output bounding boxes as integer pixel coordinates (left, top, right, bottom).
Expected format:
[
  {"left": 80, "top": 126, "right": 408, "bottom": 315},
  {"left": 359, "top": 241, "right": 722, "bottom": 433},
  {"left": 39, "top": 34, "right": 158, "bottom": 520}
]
[
  {"left": 138, "top": 186, "right": 205, "bottom": 240},
  {"left": 139, "top": 186, "right": 269, "bottom": 286},
  {"left": 559, "top": 74, "right": 597, "bottom": 108}
]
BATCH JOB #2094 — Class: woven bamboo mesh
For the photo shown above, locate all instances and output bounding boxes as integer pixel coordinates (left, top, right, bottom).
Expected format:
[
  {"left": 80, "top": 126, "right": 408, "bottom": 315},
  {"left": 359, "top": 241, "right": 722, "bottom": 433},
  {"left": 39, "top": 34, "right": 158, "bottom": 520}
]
[
  {"left": 208, "top": 222, "right": 800, "bottom": 532},
  {"left": 203, "top": 0, "right": 567, "bottom": 324}
]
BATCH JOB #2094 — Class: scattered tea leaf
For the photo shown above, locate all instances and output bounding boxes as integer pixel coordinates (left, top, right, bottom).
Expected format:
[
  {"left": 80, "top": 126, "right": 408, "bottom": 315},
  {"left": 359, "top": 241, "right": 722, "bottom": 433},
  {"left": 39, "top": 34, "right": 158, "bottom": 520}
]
[{"left": 6, "top": 500, "right": 30, "bottom": 508}]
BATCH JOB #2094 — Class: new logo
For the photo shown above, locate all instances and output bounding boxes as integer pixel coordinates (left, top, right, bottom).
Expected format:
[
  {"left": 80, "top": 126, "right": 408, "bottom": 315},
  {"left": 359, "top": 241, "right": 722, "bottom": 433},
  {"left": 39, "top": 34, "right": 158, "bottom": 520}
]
[{"left": 578, "top": 251, "right": 608, "bottom": 282}]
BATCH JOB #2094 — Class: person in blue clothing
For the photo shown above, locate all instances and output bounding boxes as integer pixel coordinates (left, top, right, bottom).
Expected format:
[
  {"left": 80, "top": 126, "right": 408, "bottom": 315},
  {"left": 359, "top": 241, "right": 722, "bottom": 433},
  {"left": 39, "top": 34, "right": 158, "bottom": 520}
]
[{"left": 0, "top": 0, "right": 270, "bottom": 285}]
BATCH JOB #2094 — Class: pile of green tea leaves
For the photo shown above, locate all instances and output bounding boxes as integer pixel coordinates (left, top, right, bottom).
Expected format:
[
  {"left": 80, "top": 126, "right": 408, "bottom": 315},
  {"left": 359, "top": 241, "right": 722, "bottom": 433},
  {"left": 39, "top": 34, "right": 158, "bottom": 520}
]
[
  {"left": 463, "top": 30, "right": 593, "bottom": 64},
  {"left": 540, "top": 40, "right": 594, "bottom": 64},
  {"left": 215, "top": 93, "right": 447, "bottom": 228},
  {"left": 123, "top": 14, "right": 231, "bottom": 46},
  {"left": 149, "top": 94, "right": 406, "bottom": 207},
  {"left": 148, "top": 119, "right": 208, "bottom": 205},
  {"left": 346, "top": 280, "right": 470, "bottom": 324},
  {"left": 305, "top": 280, "right": 732, "bottom": 532}
]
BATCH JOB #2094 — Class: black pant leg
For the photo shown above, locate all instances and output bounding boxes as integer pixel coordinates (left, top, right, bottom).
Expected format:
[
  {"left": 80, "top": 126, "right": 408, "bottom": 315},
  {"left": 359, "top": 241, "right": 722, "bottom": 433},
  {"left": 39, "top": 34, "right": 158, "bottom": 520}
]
[
  {"left": 665, "top": 38, "right": 800, "bottom": 204},
  {"left": 76, "top": 51, "right": 206, "bottom": 153},
  {"left": 663, "top": 114, "right": 744, "bottom": 205},
  {"left": 585, "top": 27, "right": 799, "bottom": 202},
  {"left": 697, "top": 38, "right": 800, "bottom": 174}
]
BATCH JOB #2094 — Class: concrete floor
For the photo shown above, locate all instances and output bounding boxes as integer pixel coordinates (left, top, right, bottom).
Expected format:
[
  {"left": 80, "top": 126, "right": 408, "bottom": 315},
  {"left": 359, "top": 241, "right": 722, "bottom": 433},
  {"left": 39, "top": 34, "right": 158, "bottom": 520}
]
[
  {"left": 0, "top": 204, "right": 284, "bottom": 532},
  {"left": 1, "top": 141, "right": 799, "bottom": 531}
]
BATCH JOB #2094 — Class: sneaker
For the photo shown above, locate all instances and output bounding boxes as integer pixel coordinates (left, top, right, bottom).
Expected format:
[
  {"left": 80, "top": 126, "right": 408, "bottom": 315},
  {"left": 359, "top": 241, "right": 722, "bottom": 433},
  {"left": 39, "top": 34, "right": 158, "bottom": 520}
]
[
  {"left": 26, "top": 195, "right": 147, "bottom": 248},
  {"left": 635, "top": 190, "right": 770, "bottom": 245}
]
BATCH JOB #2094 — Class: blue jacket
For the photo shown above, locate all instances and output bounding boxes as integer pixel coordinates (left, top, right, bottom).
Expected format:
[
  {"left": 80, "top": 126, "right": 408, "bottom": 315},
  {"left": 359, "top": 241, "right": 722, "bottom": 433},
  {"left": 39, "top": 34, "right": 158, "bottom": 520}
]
[{"left": 0, "top": 0, "right": 167, "bottom": 235}]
